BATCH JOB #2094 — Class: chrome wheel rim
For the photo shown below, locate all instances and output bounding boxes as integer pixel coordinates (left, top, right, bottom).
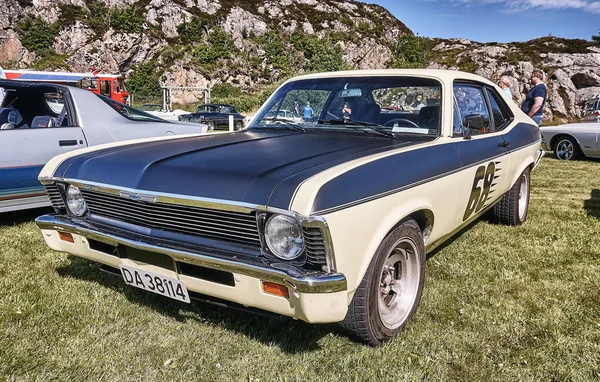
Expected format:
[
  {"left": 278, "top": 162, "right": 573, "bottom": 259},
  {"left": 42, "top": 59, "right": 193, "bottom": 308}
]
[
  {"left": 518, "top": 172, "right": 529, "bottom": 220},
  {"left": 378, "top": 237, "right": 421, "bottom": 330},
  {"left": 556, "top": 139, "right": 573, "bottom": 160}
]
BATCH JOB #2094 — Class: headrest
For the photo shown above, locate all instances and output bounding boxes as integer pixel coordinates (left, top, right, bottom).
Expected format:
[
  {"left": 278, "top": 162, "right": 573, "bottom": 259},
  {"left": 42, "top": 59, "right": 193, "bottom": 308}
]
[{"left": 31, "top": 115, "right": 57, "bottom": 128}]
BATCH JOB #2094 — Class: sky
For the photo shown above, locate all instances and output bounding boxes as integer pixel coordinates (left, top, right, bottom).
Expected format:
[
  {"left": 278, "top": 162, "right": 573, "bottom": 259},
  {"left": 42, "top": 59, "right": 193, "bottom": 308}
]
[{"left": 365, "top": 0, "right": 598, "bottom": 43}]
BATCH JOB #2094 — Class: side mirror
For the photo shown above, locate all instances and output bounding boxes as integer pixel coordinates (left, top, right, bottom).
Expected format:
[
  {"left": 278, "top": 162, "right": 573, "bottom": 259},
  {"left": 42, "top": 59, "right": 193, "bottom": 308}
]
[{"left": 463, "top": 114, "right": 484, "bottom": 130}]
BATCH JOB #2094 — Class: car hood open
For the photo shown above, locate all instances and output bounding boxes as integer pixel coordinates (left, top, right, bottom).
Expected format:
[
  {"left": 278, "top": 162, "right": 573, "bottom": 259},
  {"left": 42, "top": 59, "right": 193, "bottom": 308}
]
[{"left": 54, "top": 129, "right": 422, "bottom": 209}]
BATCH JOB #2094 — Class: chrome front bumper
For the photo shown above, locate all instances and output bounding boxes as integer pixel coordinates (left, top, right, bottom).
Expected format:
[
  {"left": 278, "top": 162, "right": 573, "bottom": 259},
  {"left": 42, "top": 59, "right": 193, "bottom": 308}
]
[{"left": 36, "top": 214, "right": 349, "bottom": 323}]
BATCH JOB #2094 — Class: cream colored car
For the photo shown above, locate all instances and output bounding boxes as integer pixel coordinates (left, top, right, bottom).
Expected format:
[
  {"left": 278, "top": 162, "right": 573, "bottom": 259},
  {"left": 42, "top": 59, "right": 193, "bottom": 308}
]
[{"left": 36, "top": 70, "right": 543, "bottom": 346}]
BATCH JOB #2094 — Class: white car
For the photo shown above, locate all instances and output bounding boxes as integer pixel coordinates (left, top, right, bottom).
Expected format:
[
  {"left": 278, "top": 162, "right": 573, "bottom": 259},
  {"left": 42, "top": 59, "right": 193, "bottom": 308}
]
[
  {"left": 0, "top": 80, "right": 208, "bottom": 213},
  {"left": 138, "top": 104, "right": 191, "bottom": 122},
  {"left": 35, "top": 69, "right": 543, "bottom": 345}
]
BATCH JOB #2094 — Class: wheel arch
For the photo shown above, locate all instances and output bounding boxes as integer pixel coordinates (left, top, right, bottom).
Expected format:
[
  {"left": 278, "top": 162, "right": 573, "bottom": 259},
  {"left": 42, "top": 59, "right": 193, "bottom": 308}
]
[
  {"left": 549, "top": 133, "right": 580, "bottom": 152},
  {"left": 340, "top": 204, "right": 434, "bottom": 298}
]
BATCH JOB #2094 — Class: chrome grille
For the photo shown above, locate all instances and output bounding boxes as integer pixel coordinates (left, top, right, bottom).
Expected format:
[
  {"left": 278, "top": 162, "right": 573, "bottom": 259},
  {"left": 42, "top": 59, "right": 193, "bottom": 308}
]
[
  {"left": 80, "top": 189, "right": 261, "bottom": 247},
  {"left": 303, "top": 227, "right": 327, "bottom": 266},
  {"left": 44, "top": 184, "right": 65, "bottom": 210}
]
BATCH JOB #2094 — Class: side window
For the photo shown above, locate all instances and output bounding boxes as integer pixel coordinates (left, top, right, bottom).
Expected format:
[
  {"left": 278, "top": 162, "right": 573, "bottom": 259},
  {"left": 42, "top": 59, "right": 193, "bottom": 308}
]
[
  {"left": 100, "top": 80, "right": 111, "bottom": 96},
  {"left": 485, "top": 88, "right": 511, "bottom": 131},
  {"left": 454, "top": 84, "right": 491, "bottom": 137}
]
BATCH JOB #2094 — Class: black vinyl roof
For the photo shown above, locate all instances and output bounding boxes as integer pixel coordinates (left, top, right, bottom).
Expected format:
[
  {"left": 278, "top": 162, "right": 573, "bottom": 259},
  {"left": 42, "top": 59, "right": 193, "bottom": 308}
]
[{"left": 0, "top": 79, "right": 68, "bottom": 93}]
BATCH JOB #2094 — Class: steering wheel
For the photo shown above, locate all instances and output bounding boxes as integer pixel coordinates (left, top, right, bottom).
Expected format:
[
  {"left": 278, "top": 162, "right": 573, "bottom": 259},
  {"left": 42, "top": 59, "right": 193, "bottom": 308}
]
[{"left": 383, "top": 118, "right": 419, "bottom": 128}]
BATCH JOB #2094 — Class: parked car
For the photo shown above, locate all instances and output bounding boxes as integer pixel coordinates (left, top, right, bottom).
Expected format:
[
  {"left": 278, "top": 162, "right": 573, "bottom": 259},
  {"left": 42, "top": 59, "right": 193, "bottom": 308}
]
[
  {"left": 0, "top": 79, "right": 208, "bottom": 213},
  {"left": 263, "top": 109, "right": 302, "bottom": 124},
  {"left": 540, "top": 122, "right": 600, "bottom": 160},
  {"left": 178, "top": 104, "right": 245, "bottom": 130},
  {"left": 138, "top": 104, "right": 190, "bottom": 122},
  {"left": 35, "top": 69, "right": 543, "bottom": 345},
  {"left": 580, "top": 98, "right": 600, "bottom": 123}
]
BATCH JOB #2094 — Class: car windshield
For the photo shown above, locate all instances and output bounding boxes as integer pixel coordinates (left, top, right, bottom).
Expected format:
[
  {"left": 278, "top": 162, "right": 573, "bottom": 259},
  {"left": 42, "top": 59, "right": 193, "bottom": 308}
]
[
  {"left": 139, "top": 104, "right": 162, "bottom": 112},
  {"left": 250, "top": 76, "right": 442, "bottom": 136},
  {"left": 99, "top": 96, "right": 168, "bottom": 122},
  {"left": 196, "top": 105, "right": 219, "bottom": 113}
]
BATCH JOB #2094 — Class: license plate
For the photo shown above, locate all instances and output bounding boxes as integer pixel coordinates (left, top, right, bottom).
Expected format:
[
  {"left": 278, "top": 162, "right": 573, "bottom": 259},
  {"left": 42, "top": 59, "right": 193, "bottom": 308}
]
[{"left": 120, "top": 265, "right": 190, "bottom": 303}]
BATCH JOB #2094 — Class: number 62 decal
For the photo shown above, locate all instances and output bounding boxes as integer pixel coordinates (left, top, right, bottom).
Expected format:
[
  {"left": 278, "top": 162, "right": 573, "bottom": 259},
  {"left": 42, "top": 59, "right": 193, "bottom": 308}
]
[{"left": 463, "top": 161, "right": 496, "bottom": 221}]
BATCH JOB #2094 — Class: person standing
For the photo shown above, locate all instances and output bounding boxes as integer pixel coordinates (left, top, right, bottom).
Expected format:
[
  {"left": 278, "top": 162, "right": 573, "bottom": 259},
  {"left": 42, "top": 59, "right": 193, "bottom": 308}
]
[
  {"left": 302, "top": 102, "right": 313, "bottom": 120},
  {"left": 498, "top": 75, "right": 512, "bottom": 99},
  {"left": 521, "top": 70, "right": 547, "bottom": 126}
]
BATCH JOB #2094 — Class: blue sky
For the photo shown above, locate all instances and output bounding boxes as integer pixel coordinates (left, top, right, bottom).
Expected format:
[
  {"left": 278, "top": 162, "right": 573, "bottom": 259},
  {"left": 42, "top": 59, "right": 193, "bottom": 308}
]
[{"left": 365, "top": 0, "right": 598, "bottom": 43}]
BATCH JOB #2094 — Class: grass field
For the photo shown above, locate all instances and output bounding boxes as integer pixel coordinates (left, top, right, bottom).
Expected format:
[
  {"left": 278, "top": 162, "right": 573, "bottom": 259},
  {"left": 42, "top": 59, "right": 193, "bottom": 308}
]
[{"left": 1, "top": 157, "right": 599, "bottom": 381}]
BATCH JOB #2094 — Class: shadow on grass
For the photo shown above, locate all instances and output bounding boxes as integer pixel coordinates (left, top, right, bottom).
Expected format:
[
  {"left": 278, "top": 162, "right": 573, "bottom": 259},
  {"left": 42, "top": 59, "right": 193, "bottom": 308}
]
[
  {"left": 0, "top": 207, "right": 53, "bottom": 228},
  {"left": 56, "top": 256, "right": 334, "bottom": 353},
  {"left": 584, "top": 189, "right": 600, "bottom": 219}
]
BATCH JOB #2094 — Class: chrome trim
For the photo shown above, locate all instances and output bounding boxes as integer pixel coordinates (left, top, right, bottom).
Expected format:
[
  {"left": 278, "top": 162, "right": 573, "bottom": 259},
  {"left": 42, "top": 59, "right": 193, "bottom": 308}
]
[
  {"left": 533, "top": 148, "right": 545, "bottom": 170},
  {"left": 41, "top": 177, "right": 264, "bottom": 213},
  {"left": 36, "top": 214, "right": 346, "bottom": 294},
  {"left": 302, "top": 216, "right": 337, "bottom": 273}
]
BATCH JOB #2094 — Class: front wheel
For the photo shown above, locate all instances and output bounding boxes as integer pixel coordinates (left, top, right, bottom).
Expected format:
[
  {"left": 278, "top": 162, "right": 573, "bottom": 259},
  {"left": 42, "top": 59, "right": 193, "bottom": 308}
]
[
  {"left": 235, "top": 120, "right": 243, "bottom": 131},
  {"left": 340, "top": 220, "right": 425, "bottom": 346},
  {"left": 207, "top": 121, "right": 215, "bottom": 131},
  {"left": 554, "top": 136, "right": 581, "bottom": 160},
  {"left": 491, "top": 168, "right": 530, "bottom": 225}
]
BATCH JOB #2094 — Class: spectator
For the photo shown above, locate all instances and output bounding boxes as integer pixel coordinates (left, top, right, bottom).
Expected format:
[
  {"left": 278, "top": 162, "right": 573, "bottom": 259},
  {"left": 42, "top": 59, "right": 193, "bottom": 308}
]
[
  {"left": 521, "top": 70, "right": 547, "bottom": 126},
  {"left": 302, "top": 102, "right": 313, "bottom": 120},
  {"left": 498, "top": 75, "right": 512, "bottom": 99}
]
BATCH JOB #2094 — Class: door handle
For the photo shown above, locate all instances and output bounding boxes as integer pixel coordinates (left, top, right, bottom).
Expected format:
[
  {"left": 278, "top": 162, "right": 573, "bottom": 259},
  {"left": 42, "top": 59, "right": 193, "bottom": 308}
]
[
  {"left": 59, "top": 140, "right": 78, "bottom": 147},
  {"left": 498, "top": 141, "right": 510, "bottom": 147}
]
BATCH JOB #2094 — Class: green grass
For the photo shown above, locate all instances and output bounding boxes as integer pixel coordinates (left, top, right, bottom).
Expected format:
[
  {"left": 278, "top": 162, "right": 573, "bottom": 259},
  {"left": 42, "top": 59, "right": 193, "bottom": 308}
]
[{"left": 1, "top": 157, "right": 599, "bottom": 381}]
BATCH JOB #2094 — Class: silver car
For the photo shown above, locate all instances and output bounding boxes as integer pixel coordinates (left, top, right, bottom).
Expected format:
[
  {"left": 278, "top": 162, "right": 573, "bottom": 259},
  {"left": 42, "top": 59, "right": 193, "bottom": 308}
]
[
  {"left": 540, "top": 123, "right": 600, "bottom": 160},
  {"left": 0, "top": 80, "right": 208, "bottom": 213}
]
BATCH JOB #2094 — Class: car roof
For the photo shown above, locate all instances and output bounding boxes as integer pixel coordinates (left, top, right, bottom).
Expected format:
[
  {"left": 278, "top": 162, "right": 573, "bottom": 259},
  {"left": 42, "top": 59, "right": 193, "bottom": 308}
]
[
  {"left": 284, "top": 69, "right": 496, "bottom": 87},
  {"left": 0, "top": 79, "right": 68, "bottom": 93},
  {"left": 198, "top": 104, "right": 235, "bottom": 108}
]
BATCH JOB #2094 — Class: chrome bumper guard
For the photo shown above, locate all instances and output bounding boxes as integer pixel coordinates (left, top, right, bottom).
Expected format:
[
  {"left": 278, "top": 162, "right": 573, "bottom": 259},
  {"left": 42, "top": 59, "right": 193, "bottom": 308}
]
[{"left": 36, "top": 214, "right": 347, "bottom": 294}]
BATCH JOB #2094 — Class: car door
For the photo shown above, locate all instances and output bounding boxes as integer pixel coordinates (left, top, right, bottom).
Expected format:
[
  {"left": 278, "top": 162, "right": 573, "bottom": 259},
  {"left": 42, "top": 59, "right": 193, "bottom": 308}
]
[
  {"left": 0, "top": 92, "right": 87, "bottom": 212},
  {"left": 453, "top": 83, "right": 510, "bottom": 223}
]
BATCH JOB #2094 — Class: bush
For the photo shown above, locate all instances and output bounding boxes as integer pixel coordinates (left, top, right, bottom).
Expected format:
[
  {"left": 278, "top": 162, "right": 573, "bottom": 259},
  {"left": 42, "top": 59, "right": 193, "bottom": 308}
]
[
  {"left": 127, "top": 62, "right": 162, "bottom": 99},
  {"left": 390, "top": 34, "right": 431, "bottom": 69},
  {"left": 85, "top": 0, "right": 111, "bottom": 37},
  {"left": 177, "top": 16, "right": 206, "bottom": 43},
  {"left": 193, "top": 27, "right": 237, "bottom": 68},
  {"left": 110, "top": 5, "right": 145, "bottom": 33},
  {"left": 18, "top": 17, "right": 59, "bottom": 54},
  {"left": 254, "top": 31, "right": 291, "bottom": 73},
  {"left": 292, "top": 33, "right": 345, "bottom": 73},
  {"left": 211, "top": 82, "right": 242, "bottom": 98}
]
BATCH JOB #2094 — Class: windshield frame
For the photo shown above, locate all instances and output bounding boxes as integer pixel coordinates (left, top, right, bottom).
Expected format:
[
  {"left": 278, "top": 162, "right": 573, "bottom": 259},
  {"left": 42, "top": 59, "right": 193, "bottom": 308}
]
[
  {"left": 99, "top": 96, "right": 169, "bottom": 123},
  {"left": 248, "top": 75, "right": 443, "bottom": 137}
]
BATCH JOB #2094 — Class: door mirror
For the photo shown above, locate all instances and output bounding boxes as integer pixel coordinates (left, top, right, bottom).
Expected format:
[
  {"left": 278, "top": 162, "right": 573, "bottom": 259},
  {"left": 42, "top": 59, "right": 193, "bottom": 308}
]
[{"left": 463, "top": 114, "right": 484, "bottom": 130}]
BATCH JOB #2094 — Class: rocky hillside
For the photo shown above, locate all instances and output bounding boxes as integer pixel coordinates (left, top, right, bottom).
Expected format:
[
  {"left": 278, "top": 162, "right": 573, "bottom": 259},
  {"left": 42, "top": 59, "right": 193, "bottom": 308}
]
[
  {"left": 1, "top": 0, "right": 600, "bottom": 122},
  {"left": 0, "top": 0, "right": 410, "bottom": 104},
  {"left": 430, "top": 37, "right": 600, "bottom": 123}
]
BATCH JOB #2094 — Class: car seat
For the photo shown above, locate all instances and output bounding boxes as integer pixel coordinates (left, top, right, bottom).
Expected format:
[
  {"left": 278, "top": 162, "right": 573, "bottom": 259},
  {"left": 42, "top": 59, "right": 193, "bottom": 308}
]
[
  {"left": 31, "top": 115, "right": 57, "bottom": 128},
  {"left": 418, "top": 106, "right": 441, "bottom": 131},
  {"left": 350, "top": 98, "right": 381, "bottom": 124},
  {"left": 0, "top": 107, "right": 23, "bottom": 130}
]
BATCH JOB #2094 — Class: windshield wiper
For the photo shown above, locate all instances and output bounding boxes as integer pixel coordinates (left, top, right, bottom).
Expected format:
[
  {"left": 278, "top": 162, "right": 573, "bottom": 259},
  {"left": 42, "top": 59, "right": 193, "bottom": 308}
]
[
  {"left": 317, "top": 119, "right": 396, "bottom": 139},
  {"left": 259, "top": 117, "right": 306, "bottom": 133}
]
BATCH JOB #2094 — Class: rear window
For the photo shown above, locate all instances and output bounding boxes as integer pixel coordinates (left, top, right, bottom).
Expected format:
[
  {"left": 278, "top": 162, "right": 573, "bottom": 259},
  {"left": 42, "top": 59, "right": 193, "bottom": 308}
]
[{"left": 99, "top": 96, "right": 168, "bottom": 122}]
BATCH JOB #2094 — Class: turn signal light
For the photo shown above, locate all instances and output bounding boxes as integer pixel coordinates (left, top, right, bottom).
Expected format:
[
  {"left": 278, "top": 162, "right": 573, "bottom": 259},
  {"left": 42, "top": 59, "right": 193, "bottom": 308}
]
[
  {"left": 58, "top": 231, "right": 74, "bottom": 243},
  {"left": 261, "top": 281, "right": 289, "bottom": 299}
]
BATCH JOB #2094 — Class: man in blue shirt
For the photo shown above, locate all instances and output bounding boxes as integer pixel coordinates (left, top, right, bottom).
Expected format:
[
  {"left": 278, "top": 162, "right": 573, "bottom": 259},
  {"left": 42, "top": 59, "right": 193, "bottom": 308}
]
[
  {"left": 303, "top": 102, "right": 313, "bottom": 120},
  {"left": 521, "top": 70, "right": 547, "bottom": 126}
]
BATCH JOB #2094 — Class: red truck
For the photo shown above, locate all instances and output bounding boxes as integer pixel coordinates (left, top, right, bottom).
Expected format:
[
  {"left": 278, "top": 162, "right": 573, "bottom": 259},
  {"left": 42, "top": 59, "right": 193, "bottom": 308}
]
[{"left": 4, "top": 69, "right": 130, "bottom": 104}]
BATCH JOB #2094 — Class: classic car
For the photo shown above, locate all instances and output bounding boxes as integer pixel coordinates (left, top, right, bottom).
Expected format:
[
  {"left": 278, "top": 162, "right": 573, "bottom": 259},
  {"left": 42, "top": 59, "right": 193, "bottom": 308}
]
[
  {"left": 35, "top": 70, "right": 543, "bottom": 346},
  {"left": 178, "top": 103, "right": 245, "bottom": 130},
  {"left": 138, "top": 104, "right": 190, "bottom": 122},
  {"left": 263, "top": 109, "right": 303, "bottom": 124},
  {"left": 0, "top": 79, "right": 208, "bottom": 213},
  {"left": 540, "top": 122, "right": 600, "bottom": 160}
]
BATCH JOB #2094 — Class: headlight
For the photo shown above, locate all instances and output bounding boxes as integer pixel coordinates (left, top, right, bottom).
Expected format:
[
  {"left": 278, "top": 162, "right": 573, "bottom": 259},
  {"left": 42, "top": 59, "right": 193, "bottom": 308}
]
[
  {"left": 264, "top": 214, "right": 304, "bottom": 260},
  {"left": 66, "top": 185, "right": 87, "bottom": 216}
]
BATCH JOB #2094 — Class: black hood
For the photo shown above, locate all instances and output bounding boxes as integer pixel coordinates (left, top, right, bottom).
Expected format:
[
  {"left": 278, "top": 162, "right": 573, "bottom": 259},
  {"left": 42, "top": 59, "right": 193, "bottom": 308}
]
[{"left": 56, "top": 129, "right": 420, "bottom": 209}]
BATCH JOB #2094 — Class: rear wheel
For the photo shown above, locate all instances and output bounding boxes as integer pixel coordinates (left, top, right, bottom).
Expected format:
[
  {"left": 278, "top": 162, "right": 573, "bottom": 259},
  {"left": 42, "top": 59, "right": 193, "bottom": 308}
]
[
  {"left": 340, "top": 220, "right": 425, "bottom": 346},
  {"left": 492, "top": 168, "right": 530, "bottom": 225},
  {"left": 235, "top": 120, "right": 243, "bottom": 131},
  {"left": 554, "top": 136, "right": 581, "bottom": 160}
]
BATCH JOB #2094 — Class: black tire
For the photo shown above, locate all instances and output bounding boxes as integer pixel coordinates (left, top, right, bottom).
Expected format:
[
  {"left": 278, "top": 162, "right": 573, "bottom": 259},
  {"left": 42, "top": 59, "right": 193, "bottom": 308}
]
[
  {"left": 235, "top": 120, "right": 243, "bottom": 131},
  {"left": 207, "top": 121, "right": 215, "bottom": 131},
  {"left": 492, "top": 168, "right": 530, "bottom": 226},
  {"left": 553, "top": 136, "right": 582, "bottom": 161},
  {"left": 340, "top": 219, "right": 425, "bottom": 346}
]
